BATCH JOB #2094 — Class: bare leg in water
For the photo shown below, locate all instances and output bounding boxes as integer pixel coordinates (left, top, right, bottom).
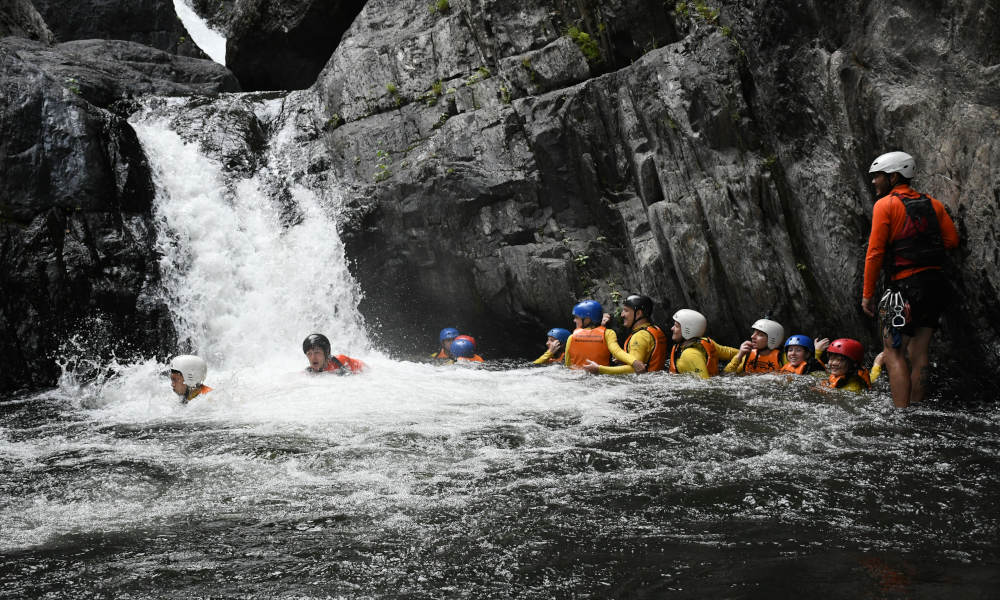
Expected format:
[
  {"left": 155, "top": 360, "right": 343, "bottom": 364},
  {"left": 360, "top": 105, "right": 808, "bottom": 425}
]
[
  {"left": 906, "top": 327, "right": 934, "bottom": 404},
  {"left": 882, "top": 336, "right": 911, "bottom": 408}
]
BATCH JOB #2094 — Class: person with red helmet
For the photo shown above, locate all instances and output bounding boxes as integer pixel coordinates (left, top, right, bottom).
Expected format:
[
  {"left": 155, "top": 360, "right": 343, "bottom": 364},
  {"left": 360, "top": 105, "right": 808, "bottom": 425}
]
[
  {"left": 861, "top": 151, "right": 959, "bottom": 407},
  {"left": 451, "top": 334, "right": 484, "bottom": 362},
  {"left": 817, "top": 338, "right": 870, "bottom": 393}
]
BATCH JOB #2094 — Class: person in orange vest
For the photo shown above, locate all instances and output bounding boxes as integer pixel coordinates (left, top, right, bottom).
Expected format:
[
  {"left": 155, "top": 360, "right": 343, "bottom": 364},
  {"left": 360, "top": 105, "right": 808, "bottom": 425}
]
[
  {"left": 861, "top": 151, "right": 959, "bottom": 407},
  {"left": 724, "top": 318, "right": 786, "bottom": 374},
  {"left": 778, "top": 334, "right": 829, "bottom": 375},
  {"left": 302, "top": 333, "right": 366, "bottom": 375},
  {"left": 816, "top": 338, "right": 870, "bottom": 393},
  {"left": 448, "top": 337, "right": 484, "bottom": 363},
  {"left": 169, "top": 354, "right": 212, "bottom": 404},
  {"left": 582, "top": 294, "right": 668, "bottom": 374},
  {"left": 563, "top": 300, "right": 633, "bottom": 369},
  {"left": 533, "top": 327, "right": 571, "bottom": 364},
  {"left": 668, "top": 309, "right": 739, "bottom": 378},
  {"left": 431, "top": 328, "right": 459, "bottom": 360}
]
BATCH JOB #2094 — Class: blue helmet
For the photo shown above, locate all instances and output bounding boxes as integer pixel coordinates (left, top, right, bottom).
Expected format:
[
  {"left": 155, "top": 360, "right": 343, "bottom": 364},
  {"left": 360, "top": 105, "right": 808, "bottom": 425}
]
[
  {"left": 572, "top": 300, "right": 603, "bottom": 324},
  {"left": 546, "top": 327, "right": 571, "bottom": 346},
  {"left": 439, "top": 327, "right": 460, "bottom": 343},
  {"left": 783, "top": 335, "right": 814, "bottom": 353},
  {"left": 449, "top": 338, "right": 475, "bottom": 358}
]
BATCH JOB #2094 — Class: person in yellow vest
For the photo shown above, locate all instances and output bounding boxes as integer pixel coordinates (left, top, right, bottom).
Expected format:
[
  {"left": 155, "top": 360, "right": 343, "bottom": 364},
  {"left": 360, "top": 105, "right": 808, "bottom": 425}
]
[
  {"left": 431, "top": 328, "right": 459, "bottom": 360},
  {"left": 816, "top": 338, "right": 871, "bottom": 393},
  {"left": 724, "top": 318, "right": 786, "bottom": 374},
  {"left": 668, "top": 309, "right": 739, "bottom": 378},
  {"left": 533, "top": 327, "right": 571, "bottom": 364},
  {"left": 582, "top": 294, "right": 668, "bottom": 374},
  {"left": 169, "top": 354, "right": 212, "bottom": 404},
  {"left": 563, "top": 300, "right": 633, "bottom": 369}
]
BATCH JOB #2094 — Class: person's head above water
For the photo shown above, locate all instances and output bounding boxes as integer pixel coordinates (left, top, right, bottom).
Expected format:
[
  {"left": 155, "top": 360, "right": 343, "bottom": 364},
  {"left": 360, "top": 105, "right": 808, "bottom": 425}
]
[
  {"left": 868, "top": 151, "right": 914, "bottom": 196},
  {"left": 572, "top": 300, "right": 603, "bottom": 329},
  {"left": 169, "top": 354, "right": 207, "bottom": 397},
  {"left": 449, "top": 337, "right": 476, "bottom": 359},
  {"left": 749, "top": 318, "right": 784, "bottom": 350},
  {"left": 302, "top": 333, "right": 332, "bottom": 371},
  {"left": 783, "top": 335, "right": 814, "bottom": 366},
  {"left": 621, "top": 294, "right": 653, "bottom": 329},
  {"left": 826, "top": 338, "right": 863, "bottom": 376},
  {"left": 670, "top": 309, "right": 707, "bottom": 342},
  {"left": 546, "top": 327, "right": 571, "bottom": 347}
]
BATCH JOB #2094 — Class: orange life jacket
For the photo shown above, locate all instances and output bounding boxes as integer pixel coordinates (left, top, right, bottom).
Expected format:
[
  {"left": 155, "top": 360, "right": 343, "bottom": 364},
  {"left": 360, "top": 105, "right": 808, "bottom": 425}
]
[
  {"left": 430, "top": 349, "right": 450, "bottom": 359},
  {"left": 779, "top": 359, "right": 823, "bottom": 375},
  {"left": 823, "top": 369, "right": 871, "bottom": 390},
  {"left": 568, "top": 326, "right": 611, "bottom": 367},
  {"left": 456, "top": 354, "right": 485, "bottom": 363},
  {"left": 623, "top": 324, "right": 668, "bottom": 372},
  {"left": 669, "top": 337, "right": 719, "bottom": 376},
  {"left": 182, "top": 385, "right": 212, "bottom": 404},
  {"left": 313, "top": 355, "right": 366, "bottom": 374},
  {"left": 740, "top": 348, "right": 784, "bottom": 374}
]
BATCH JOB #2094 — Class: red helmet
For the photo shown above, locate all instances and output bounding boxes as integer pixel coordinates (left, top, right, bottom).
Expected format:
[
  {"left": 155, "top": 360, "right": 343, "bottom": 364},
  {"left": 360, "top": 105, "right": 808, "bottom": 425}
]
[
  {"left": 827, "top": 338, "right": 863, "bottom": 364},
  {"left": 455, "top": 334, "right": 476, "bottom": 350}
]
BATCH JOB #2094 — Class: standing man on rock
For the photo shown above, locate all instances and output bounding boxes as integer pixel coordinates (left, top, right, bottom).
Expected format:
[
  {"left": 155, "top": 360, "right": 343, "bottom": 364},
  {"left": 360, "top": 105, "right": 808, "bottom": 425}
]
[{"left": 861, "top": 151, "right": 959, "bottom": 407}]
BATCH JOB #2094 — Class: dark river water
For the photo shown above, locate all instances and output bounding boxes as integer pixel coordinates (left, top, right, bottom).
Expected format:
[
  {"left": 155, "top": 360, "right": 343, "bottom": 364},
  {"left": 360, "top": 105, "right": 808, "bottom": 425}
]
[{"left": 2, "top": 361, "right": 997, "bottom": 599}]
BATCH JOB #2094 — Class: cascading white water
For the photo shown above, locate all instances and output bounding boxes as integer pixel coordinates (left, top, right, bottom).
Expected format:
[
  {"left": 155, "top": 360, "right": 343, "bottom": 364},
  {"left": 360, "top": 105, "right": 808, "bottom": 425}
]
[
  {"left": 172, "top": 0, "right": 227, "bottom": 65},
  {"left": 132, "top": 104, "right": 367, "bottom": 373}
]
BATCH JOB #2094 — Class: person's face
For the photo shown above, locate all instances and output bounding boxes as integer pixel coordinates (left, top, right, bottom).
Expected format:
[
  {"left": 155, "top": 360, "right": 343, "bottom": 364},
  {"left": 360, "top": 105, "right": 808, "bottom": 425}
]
[
  {"left": 750, "top": 329, "right": 769, "bottom": 350},
  {"left": 671, "top": 321, "right": 683, "bottom": 342},
  {"left": 443, "top": 339, "right": 454, "bottom": 352},
  {"left": 828, "top": 354, "right": 849, "bottom": 377},
  {"left": 306, "top": 347, "right": 327, "bottom": 370},
  {"left": 170, "top": 371, "right": 187, "bottom": 395},
  {"left": 547, "top": 336, "right": 557, "bottom": 344},
  {"left": 785, "top": 345, "right": 807, "bottom": 366},
  {"left": 622, "top": 306, "right": 636, "bottom": 328},
  {"left": 871, "top": 171, "right": 893, "bottom": 197}
]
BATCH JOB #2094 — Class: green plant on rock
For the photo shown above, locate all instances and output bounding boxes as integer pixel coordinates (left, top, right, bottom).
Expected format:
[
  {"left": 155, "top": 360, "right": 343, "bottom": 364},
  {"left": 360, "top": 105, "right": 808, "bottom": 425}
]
[
  {"left": 674, "top": 2, "right": 689, "bottom": 18},
  {"left": 324, "top": 112, "right": 343, "bottom": 130},
  {"left": 566, "top": 26, "right": 601, "bottom": 64},
  {"left": 429, "top": 0, "right": 449, "bottom": 13},
  {"left": 64, "top": 77, "right": 81, "bottom": 95},
  {"left": 695, "top": 1, "right": 720, "bottom": 23},
  {"left": 374, "top": 149, "right": 392, "bottom": 183},
  {"left": 574, "top": 253, "right": 590, "bottom": 267},
  {"left": 499, "top": 85, "right": 512, "bottom": 104},
  {"left": 465, "top": 66, "right": 491, "bottom": 86}
]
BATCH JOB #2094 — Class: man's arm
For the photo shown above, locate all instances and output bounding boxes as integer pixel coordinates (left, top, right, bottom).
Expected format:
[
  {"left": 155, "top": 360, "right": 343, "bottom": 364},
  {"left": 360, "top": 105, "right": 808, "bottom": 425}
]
[{"left": 862, "top": 198, "right": 893, "bottom": 312}]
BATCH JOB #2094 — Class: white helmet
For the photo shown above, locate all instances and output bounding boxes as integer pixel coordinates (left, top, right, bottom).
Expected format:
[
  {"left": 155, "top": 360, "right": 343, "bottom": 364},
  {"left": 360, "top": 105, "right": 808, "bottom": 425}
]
[
  {"left": 169, "top": 355, "right": 207, "bottom": 387},
  {"left": 751, "top": 318, "right": 785, "bottom": 350},
  {"left": 868, "top": 151, "right": 915, "bottom": 178},
  {"left": 672, "top": 309, "right": 707, "bottom": 340}
]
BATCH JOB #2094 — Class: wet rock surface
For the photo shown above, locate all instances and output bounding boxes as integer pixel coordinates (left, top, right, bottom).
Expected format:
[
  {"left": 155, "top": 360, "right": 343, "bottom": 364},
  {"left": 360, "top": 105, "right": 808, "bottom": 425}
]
[
  {"left": 1, "top": 0, "right": 998, "bottom": 395},
  {"left": 314, "top": 0, "right": 1000, "bottom": 385},
  {"left": 31, "top": 0, "right": 208, "bottom": 58}
]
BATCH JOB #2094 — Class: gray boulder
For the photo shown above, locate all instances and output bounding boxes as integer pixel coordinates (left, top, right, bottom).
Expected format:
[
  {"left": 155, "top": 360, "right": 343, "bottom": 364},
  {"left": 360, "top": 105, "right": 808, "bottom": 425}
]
[{"left": 0, "top": 0, "right": 54, "bottom": 44}]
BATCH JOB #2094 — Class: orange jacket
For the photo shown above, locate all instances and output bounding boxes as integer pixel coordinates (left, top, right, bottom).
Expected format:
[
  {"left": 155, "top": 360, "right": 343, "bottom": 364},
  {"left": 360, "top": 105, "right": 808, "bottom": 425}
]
[
  {"left": 670, "top": 337, "right": 719, "bottom": 376},
  {"left": 863, "top": 184, "right": 959, "bottom": 298},
  {"left": 567, "top": 326, "right": 612, "bottom": 367},
  {"left": 779, "top": 360, "right": 823, "bottom": 375},
  {"left": 623, "top": 324, "right": 669, "bottom": 371},
  {"left": 314, "top": 355, "right": 366, "bottom": 374},
  {"left": 821, "top": 369, "right": 871, "bottom": 391},
  {"left": 739, "top": 348, "right": 784, "bottom": 374},
  {"left": 456, "top": 355, "right": 484, "bottom": 363}
]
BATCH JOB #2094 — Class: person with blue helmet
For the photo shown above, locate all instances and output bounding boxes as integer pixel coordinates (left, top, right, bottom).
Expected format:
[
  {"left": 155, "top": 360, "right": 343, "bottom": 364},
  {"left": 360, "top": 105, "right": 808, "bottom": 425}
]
[
  {"left": 533, "top": 327, "right": 571, "bottom": 364},
  {"left": 778, "top": 334, "right": 829, "bottom": 375},
  {"left": 582, "top": 294, "right": 668, "bottom": 375},
  {"left": 448, "top": 337, "right": 483, "bottom": 364},
  {"left": 563, "top": 299, "right": 634, "bottom": 369},
  {"left": 431, "top": 327, "right": 460, "bottom": 360}
]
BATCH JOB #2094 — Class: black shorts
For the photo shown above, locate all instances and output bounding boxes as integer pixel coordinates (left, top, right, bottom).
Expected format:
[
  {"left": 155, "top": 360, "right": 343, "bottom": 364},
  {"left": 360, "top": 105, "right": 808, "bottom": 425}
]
[{"left": 894, "top": 269, "right": 951, "bottom": 335}]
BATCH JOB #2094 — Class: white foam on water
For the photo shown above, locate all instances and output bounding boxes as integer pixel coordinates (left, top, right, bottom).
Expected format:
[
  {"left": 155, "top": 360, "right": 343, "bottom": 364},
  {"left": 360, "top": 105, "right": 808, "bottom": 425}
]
[{"left": 172, "top": 0, "right": 227, "bottom": 65}]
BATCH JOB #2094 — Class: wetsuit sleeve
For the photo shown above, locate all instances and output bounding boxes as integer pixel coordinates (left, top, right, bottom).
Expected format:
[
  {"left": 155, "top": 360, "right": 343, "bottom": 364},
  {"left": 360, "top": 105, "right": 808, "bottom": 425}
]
[
  {"left": 934, "top": 199, "right": 960, "bottom": 249},
  {"left": 869, "top": 364, "right": 882, "bottom": 382},
  {"left": 597, "top": 330, "right": 652, "bottom": 375},
  {"left": 533, "top": 350, "right": 554, "bottom": 365},
  {"left": 863, "top": 197, "right": 893, "bottom": 299},
  {"left": 563, "top": 337, "right": 573, "bottom": 367},
  {"left": 723, "top": 354, "right": 745, "bottom": 373},
  {"left": 713, "top": 342, "right": 740, "bottom": 362},
  {"left": 603, "top": 329, "right": 631, "bottom": 365},
  {"left": 675, "top": 347, "right": 710, "bottom": 379}
]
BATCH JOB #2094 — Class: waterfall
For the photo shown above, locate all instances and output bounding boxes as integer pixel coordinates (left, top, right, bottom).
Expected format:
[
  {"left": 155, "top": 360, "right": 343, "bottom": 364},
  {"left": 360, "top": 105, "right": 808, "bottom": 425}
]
[
  {"left": 129, "top": 94, "right": 368, "bottom": 374},
  {"left": 172, "top": 0, "right": 227, "bottom": 65}
]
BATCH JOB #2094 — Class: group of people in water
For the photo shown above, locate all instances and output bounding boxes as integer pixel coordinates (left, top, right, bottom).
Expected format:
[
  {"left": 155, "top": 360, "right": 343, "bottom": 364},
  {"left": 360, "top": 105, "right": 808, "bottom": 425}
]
[{"left": 168, "top": 151, "right": 957, "bottom": 409}]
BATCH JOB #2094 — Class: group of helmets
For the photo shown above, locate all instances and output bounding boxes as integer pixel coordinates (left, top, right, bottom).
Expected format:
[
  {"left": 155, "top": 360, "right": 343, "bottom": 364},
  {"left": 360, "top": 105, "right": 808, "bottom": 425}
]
[
  {"left": 668, "top": 309, "right": 866, "bottom": 365},
  {"left": 439, "top": 327, "right": 478, "bottom": 359}
]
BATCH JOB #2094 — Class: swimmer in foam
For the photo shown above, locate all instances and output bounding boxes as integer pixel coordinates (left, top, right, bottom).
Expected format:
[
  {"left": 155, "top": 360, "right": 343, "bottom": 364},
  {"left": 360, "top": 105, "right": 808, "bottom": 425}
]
[
  {"left": 169, "top": 355, "right": 212, "bottom": 404},
  {"left": 302, "top": 333, "right": 366, "bottom": 375}
]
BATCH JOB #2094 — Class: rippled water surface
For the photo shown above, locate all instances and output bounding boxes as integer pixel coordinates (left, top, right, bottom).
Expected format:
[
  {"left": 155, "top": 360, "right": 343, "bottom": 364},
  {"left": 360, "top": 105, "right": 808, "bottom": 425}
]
[{"left": 2, "top": 364, "right": 998, "bottom": 598}]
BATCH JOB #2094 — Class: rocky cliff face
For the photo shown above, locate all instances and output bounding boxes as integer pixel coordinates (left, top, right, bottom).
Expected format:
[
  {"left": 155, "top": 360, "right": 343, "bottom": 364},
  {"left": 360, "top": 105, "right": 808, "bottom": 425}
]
[
  {"left": 1, "top": 0, "right": 998, "bottom": 396},
  {"left": 0, "top": 9, "right": 239, "bottom": 392},
  {"left": 312, "top": 0, "right": 999, "bottom": 383},
  {"left": 31, "top": 0, "right": 208, "bottom": 58}
]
